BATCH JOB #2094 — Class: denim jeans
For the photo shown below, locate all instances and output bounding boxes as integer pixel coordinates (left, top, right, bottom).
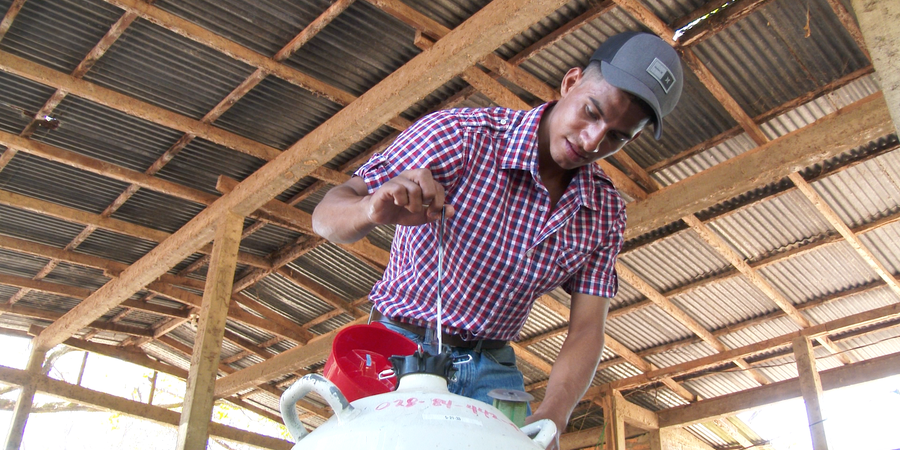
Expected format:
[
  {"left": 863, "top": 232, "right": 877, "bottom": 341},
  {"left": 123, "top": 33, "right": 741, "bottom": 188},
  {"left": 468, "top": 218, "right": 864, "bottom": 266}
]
[{"left": 378, "top": 321, "right": 529, "bottom": 411}]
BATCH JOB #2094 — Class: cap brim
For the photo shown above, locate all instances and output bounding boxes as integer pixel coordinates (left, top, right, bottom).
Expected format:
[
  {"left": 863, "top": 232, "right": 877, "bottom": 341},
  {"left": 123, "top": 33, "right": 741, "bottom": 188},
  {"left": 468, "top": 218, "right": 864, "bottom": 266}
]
[{"left": 600, "top": 61, "right": 664, "bottom": 140}]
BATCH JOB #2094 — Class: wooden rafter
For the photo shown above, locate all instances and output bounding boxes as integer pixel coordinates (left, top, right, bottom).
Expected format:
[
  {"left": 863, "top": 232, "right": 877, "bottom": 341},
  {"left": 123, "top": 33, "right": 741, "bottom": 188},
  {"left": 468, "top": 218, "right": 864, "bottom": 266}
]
[
  {"left": 625, "top": 94, "right": 893, "bottom": 240},
  {"left": 28, "top": 0, "right": 572, "bottom": 352},
  {"left": 0, "top": 365, "right": 294, "bottom": 450}
]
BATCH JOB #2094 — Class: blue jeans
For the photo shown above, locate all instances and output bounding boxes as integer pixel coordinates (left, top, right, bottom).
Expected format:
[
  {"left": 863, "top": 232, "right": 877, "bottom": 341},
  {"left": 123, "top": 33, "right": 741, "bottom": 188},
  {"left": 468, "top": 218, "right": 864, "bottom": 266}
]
[{"left": 378, "top": 321, "right": 529, "bottom": 411}]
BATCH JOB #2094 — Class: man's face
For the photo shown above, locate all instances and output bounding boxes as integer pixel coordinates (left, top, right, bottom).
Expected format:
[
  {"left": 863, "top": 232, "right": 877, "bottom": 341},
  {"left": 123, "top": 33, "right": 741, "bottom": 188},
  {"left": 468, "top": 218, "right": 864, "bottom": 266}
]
[{"left": 542, "top": 67, "right": 651, "bottom": 171}]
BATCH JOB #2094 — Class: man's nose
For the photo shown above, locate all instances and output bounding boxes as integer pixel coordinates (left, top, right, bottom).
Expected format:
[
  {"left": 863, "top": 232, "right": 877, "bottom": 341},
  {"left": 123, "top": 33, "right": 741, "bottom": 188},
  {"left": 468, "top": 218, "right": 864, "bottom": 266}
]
[{"left": 584, "top": 123, "right": 606, "bottom": 153}]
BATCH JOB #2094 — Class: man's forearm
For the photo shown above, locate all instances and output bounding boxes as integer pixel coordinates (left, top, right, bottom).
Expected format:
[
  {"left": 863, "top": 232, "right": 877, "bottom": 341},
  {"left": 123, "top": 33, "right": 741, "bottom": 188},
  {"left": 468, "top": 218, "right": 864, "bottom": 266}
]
[
  {"left": 533, "top": 330, "right": 606, "bottom": 429},
  {"left": 312, "top": 183, "right": 377, "bottom": 243}
]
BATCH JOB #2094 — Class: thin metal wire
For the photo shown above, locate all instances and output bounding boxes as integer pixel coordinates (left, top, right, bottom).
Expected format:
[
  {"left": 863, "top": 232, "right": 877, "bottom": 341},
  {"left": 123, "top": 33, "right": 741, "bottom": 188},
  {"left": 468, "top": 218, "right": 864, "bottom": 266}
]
[{"left": 436, "top": 206, "right": 446, "bottom": 351}]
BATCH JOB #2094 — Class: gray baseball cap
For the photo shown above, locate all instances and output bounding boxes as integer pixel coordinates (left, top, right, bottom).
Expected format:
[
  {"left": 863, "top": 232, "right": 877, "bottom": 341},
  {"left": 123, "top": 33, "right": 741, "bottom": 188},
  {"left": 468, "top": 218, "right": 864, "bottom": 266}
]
[{"left": 590, "top": 32, "right": 683, "bottom": 140}]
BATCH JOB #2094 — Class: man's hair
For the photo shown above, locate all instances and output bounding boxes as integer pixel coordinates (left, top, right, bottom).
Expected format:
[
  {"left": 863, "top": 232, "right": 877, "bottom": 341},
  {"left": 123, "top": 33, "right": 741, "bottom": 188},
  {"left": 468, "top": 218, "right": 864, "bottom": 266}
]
[{"left": 583, "top": 60, "right": 656, "bottom": 130}]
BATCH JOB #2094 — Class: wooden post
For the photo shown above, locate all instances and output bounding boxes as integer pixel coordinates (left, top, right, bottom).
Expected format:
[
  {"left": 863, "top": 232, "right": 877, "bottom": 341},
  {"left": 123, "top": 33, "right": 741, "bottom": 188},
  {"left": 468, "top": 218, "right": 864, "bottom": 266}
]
[
  {"left": 148, "top": 370, "right": 158, "bottom": 406},
  {"left": 75, "top": 351, "right": 89, "bottom": 386},
  {"left": 793, "top": 336, "right": 829, "bottom": 450},
  {"left": 3, "top": 346, "right": 45, "bottom": 450},
  {"left": 850, "top": 0, "right": 900, "bottom": 132},
  {"left": 175, "top": 212, "right": 244, "bottom": 450},
  {"left": 602, "top": 389, "right": 626, "bottom": 450}
]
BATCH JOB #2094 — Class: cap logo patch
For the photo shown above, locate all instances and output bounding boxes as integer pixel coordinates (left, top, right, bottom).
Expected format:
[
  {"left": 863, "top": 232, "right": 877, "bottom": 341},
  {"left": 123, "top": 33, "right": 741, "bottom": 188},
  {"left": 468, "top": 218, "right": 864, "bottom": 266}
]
[{"left": 647, "top": 58, "right": 675, "bottom": 94}]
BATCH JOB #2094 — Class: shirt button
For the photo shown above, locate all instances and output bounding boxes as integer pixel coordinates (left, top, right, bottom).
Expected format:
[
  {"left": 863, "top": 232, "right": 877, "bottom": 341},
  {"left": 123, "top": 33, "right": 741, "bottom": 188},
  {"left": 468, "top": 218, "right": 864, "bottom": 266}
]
[
  {"left": 525, "top": 249, "right": 534, "bottom": 258},
  {"left": 500, "top": 119, "right": 507, "bottom": 125},
  {"left": 539, "top": 206, "right": 547, "bottom": 212}
]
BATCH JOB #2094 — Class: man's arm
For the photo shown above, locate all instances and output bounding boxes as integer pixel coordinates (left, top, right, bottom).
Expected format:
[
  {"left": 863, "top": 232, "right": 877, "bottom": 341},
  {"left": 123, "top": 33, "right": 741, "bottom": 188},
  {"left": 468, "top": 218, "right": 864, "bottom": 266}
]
[
  {"left": 312, "top": 170, "right": 454, "bottom": 244},
  {"left": 526, "top": 293, "right": 610, "bottom": 446}
]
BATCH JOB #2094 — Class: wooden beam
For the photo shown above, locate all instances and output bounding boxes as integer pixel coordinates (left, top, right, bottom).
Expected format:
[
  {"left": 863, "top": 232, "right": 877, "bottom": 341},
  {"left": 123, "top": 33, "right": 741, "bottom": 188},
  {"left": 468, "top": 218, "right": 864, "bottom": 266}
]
[
  {"left": 0, "top": 365, "right": 292, "bottom": 450},
  {"left": 0, "top": 50, "right": 282, "bottom": 162},
  {"left": 3, "top": 346, "right": 44, "bottom": 450},
  {"left": 460, "top": 66, "right": 531, "bottom": 110},
  {"left": 624, "top": 94, "right": 894, "bottom": 240},
  {"left": 825, "top": 0, "right": 870, "bottom": 61},
  {"left": 176, "top": 212, "right": 243, "bottom": 450},
  {"left": 597, "top": 300, "right": 900, "bottom": 394},
  {"left": 790, "top": 172, "right": 900, "bottom": 298},
  {"left": 602, "top": 388, "right": 627, "bottom": 450},
  {"left": 793, "top": 336, "right": 829, "bottom": 450},
  {"left": 480, "top": 53, "right": 560, "bottom": 103},
  {"left": 676, "top": 0, "right": 777, "bottom": 47},
  {"left": 658, "top": 347, "right": 900, "bottom": 428},
  {"left": 681, "top": 214, "right": 851, "bottom": 366},
  {"left": 0, "top": 0, "right": 26, "bottom": 44},
  {"left": 273, "top": 0, "right": 356, "bottom": 61},
  {"left": 611, "top": 0, "right": 675, "bottom": 42},
  {"left": 679, "top": 48, "right": 769, "bottom": 146},
  {"left": 509, "top": 1, "right": 615, "bottom": 66},
  {"left": 28, "top": 0, "right": 591, "bottom": 354},
  {"left": 215, "top": 316, "right": 367, "bottom": 397},
  {"left": 0, "top": 188, "right": 270, "bottom": 270}
]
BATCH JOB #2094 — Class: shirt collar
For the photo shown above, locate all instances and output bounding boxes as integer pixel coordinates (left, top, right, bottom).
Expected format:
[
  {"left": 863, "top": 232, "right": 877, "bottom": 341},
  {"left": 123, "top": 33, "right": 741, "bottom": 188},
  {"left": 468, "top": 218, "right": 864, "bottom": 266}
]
[{"left": 499, "top": 103, "right": 608, "bottom": 211}]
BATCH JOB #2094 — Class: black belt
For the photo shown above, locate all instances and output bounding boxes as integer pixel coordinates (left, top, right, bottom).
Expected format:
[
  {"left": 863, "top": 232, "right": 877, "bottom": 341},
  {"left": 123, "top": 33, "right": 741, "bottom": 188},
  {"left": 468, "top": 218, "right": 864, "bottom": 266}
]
[{"left": 371, "top": 309, "right": 508, "bottom": 350}]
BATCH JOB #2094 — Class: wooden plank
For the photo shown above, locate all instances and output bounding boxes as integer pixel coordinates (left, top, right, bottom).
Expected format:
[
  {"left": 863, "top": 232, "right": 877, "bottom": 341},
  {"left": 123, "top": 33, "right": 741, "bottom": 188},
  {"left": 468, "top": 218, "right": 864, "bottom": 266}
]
[
  {"left": 793, "top": 336, "right": 829, "bottom": 450},
  {"left": 510, "top": 1, "right": 614, "bottom": 66},
  {"left": 29, "top": 0, "right": 575, "bottom": 353},
  {"left": 480, "top": 53, "right": 560, "bottom": 102},
  {"left": 0, "top": 130, "right": 216, "bottom": 205},
  {"left": 825, "top": 0, "right": 870, "bottom": 61},
  {"left": 0, "top": 0, "right": 26, "bottom": 43},
  {"left": 274, "top": 0, "right": 356, "bottom": 61},
  {"left": 598, "top": 300, "right": 900, "bottom": 395},
  {"left": 679, "top": 48, "right": 768, "bottom": 146},
  {"left": 624, "top": 94, "right": 894, "bottom": 240},
  {"left": 460, "top": 66, "right": 531, "bottom": 110},
  {"left": 611, "top": 0, "right": 675, "bottom": 42},
  {"left": 0, "top": 188, "right": 270, "bottom": 269},
  {"left": 0, "top": 365, "right": 293, "bottom": 450},
  {"left": 176, "top": 212, "right": 243, "bottom": 450},
  {"left": 658, "top": 347, "right": 900, "bottom": 428},
  {"left": 603, "top": 388, "right": 627, "bottom": 450},
  {"left": 364, "top": 0, "right": 449, "bottom": 40},
  {"left": 677, "top": 0, "right": 776, "bottom": 47},
  {"left": 275, "top": 268, "right": 363, "bottom": 318},
  {"left": 790, "top": 172, "right": 900, "bottom": 298},
  {"left": 0, "top": 50, "right": 281, "bottom": 162},
  {"left": 3, "top": 346, "right": 44, "bottom": 450},
  {"left": 215, "top": 316, "right": 367, "bottom": 397},
  {"left": 614, "top": 390, "right": 659, "bottom": 430}
]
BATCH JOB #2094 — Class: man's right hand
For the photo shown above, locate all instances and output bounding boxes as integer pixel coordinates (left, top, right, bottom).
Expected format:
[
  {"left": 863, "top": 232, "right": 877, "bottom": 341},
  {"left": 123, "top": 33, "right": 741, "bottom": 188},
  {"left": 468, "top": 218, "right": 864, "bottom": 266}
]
[
  {"left": 312, "top": 169, "right": 454, "bottom": 244},
  {"left": 366, "top": 168, "right": 455, "bottom": 227}
]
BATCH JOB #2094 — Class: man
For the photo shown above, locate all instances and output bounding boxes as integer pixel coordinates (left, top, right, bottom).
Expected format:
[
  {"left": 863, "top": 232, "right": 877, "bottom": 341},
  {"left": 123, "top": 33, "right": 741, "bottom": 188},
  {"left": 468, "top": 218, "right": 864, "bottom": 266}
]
[{"left": 312, "top": 31, "right": 683, "bottom": 446}]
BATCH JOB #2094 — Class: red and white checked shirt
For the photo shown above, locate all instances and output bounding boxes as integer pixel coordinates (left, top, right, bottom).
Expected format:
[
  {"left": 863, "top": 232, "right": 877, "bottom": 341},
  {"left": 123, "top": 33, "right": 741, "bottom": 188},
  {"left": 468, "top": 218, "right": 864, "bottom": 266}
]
[{"left": 356, "top": 104, "right": 626, "bottom": 341}]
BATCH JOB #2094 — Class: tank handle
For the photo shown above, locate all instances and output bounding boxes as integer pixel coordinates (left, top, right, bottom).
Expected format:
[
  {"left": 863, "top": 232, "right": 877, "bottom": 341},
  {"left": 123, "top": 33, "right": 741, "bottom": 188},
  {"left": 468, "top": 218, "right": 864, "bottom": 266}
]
[
  {"left": 519, "top": 418, "right": 558, "bottom": 449},
  {"left": 280, "top": 374, "right": 354, "bottom": 442}
]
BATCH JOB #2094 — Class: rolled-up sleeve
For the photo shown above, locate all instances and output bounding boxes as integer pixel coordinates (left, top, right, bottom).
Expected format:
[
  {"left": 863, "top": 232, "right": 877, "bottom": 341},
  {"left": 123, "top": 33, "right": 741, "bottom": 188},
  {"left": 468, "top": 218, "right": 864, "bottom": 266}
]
[{"left": 355, "top": 110, "right": 466, "bottom": 194}]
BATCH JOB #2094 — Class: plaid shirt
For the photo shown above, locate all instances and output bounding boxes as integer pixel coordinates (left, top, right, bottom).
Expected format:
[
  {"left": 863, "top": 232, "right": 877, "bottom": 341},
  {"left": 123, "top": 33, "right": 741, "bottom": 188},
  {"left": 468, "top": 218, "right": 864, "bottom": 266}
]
[{"left": 356, "top": 104, "right": 626, "bottom": 341}]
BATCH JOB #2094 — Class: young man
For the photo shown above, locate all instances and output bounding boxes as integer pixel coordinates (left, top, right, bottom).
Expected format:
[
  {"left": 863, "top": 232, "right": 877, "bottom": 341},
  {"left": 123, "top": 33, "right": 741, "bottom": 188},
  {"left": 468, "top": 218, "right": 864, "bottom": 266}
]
[{"left": 312, "top": 32, "right": 683, "bottom": 446}]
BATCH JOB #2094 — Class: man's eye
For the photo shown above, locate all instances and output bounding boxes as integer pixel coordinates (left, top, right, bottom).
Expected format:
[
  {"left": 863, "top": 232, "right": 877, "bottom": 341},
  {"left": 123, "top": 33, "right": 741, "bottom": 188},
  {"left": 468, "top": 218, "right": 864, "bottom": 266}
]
[{"left": 585, "top": 105, "right": 598, "bottom": 119}]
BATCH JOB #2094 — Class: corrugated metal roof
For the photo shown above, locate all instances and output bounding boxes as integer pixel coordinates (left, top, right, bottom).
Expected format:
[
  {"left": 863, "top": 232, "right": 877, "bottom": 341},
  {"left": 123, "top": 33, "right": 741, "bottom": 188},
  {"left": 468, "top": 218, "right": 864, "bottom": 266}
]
[
  {"left": 84, "top": 17, "right": 258, "bottom": 120},
  {"left": 283, "top": 0, "right": 422, "bottom": 97},
  {"left": 0, "top": 0, "right": 123, "bottom": 74},
  {"left": 214, "top": 75, "right": 343, "bottom": 151},
  {"left": 760, "top": 242, "right": 882, "bottom": 305},
  {"left": 607, "top": 305, "right": 698, "bottom": 350},
  {"left": 0, "top": 0, "right": 898, "bottom": 443},
  {"left": 619, "top": 228, "right": 730, "bottom": 293},
  {"left": 672, "top": 276, "right": 779, "bottom": 331},
  {"left": 692, "top": 0, "right": 868, "bottom": 118}
]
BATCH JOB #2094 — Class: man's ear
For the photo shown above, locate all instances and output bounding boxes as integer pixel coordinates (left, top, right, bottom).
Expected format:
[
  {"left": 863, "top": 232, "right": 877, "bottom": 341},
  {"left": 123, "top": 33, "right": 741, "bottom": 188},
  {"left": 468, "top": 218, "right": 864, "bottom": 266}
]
[{"left": 560, "top": 67, "right": 583, "bottom": 97}]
